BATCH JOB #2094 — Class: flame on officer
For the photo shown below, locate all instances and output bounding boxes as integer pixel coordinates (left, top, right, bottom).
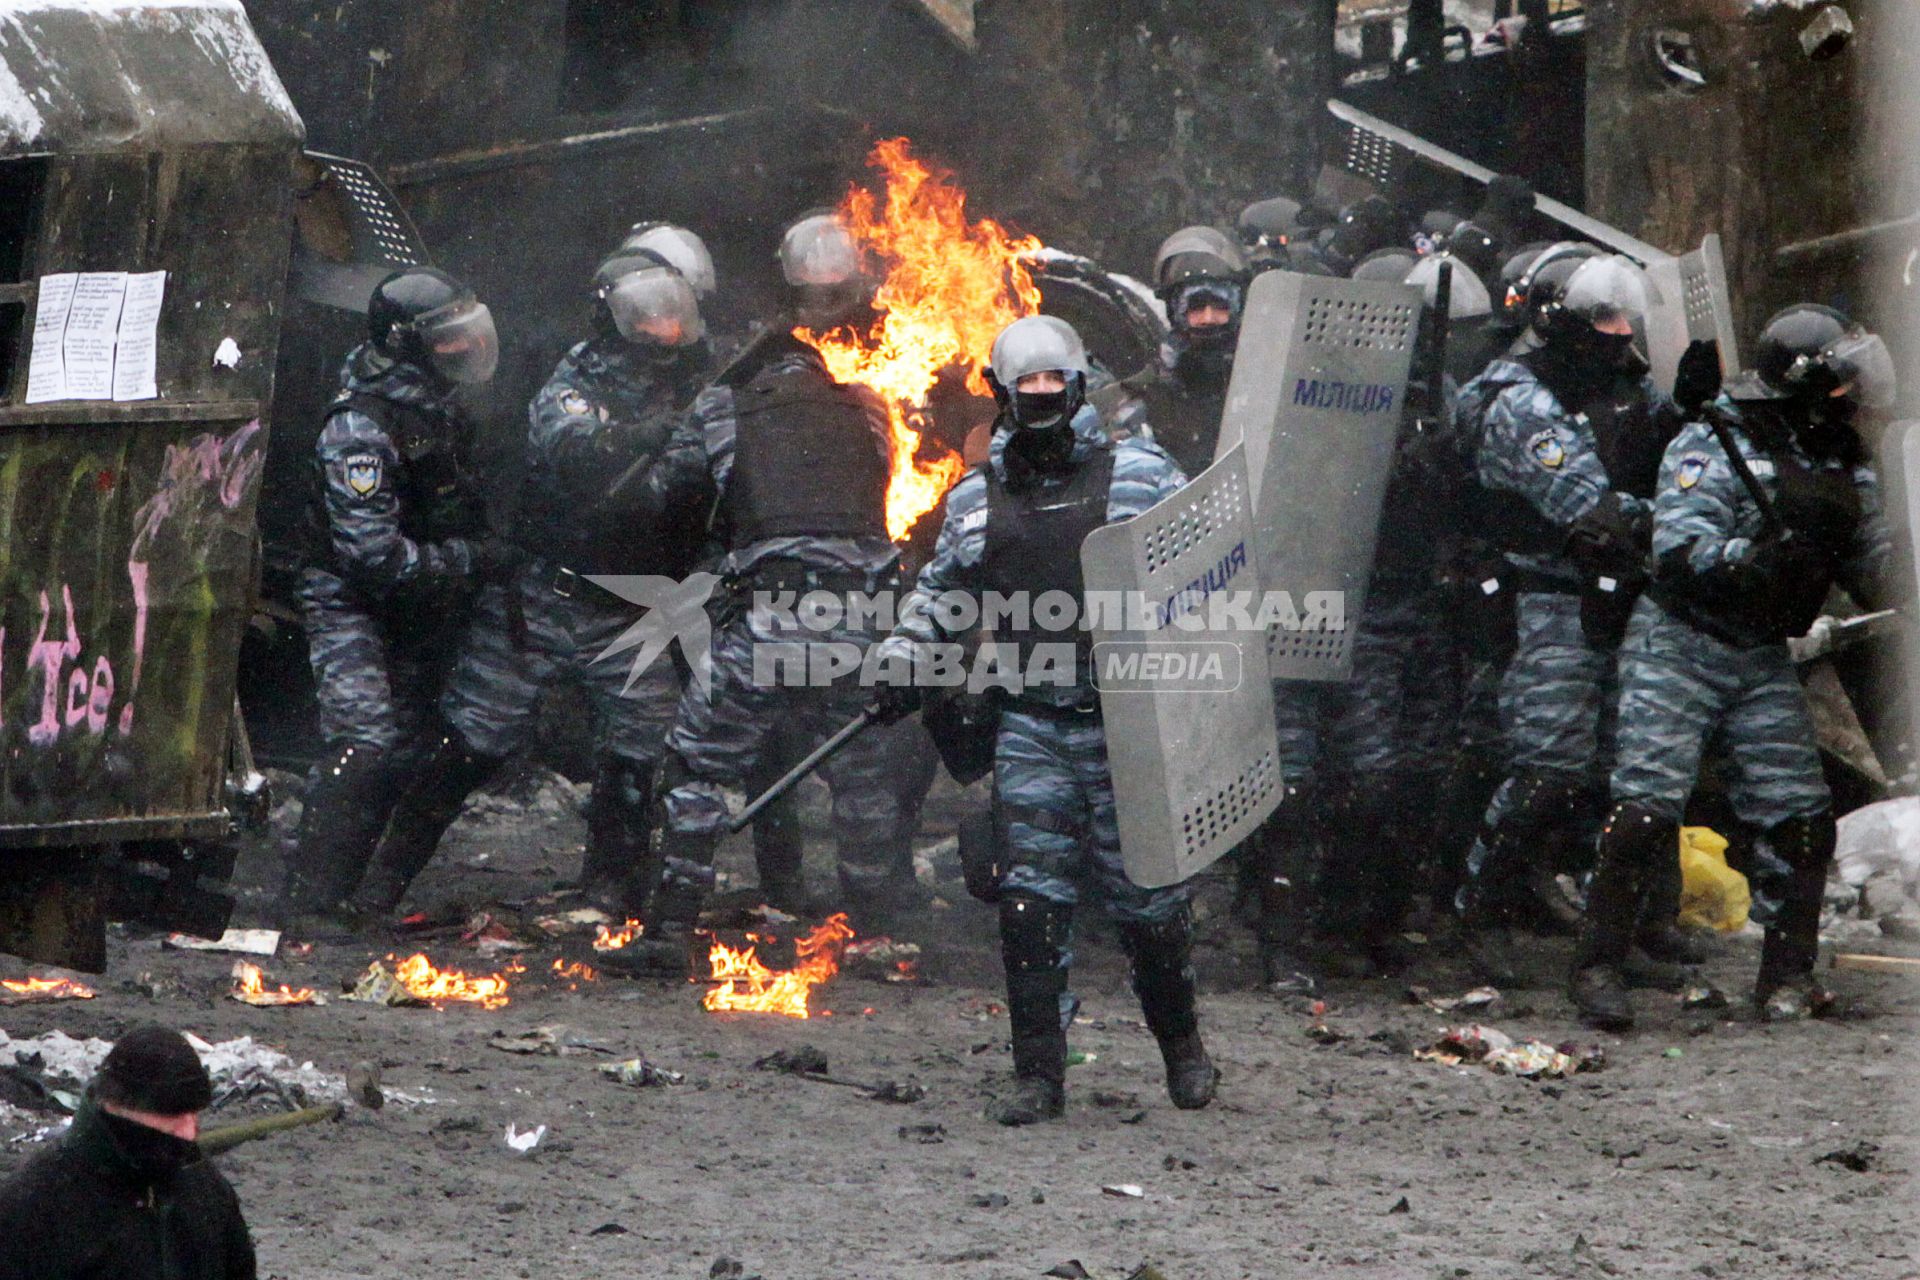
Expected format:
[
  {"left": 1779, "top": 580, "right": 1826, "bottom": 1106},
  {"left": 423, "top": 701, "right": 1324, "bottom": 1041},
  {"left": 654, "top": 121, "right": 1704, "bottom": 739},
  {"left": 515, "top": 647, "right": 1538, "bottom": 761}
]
[
  {"left": 797, "top": 137, "right": 1043, "bottom": 540},
  {"left": 703, "top": 912, "right": 856, "bottom": 1019}
]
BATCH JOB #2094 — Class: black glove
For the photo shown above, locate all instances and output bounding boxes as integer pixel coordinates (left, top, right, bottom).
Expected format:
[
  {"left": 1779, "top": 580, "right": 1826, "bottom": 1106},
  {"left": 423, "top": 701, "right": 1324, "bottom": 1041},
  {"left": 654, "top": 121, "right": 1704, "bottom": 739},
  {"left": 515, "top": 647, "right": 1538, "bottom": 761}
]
[
  {"left": 470, "top": 536, "right": 529, "bottom": 584},
  {"left": 1564, "top": 492, "right": 1646, "bottom": 578},
  {"left": 1673, "top": 339, "right": 1722, "bottom": 414},
  {"left": 870, "top": 679, "right": 923, "bottom": 727}
]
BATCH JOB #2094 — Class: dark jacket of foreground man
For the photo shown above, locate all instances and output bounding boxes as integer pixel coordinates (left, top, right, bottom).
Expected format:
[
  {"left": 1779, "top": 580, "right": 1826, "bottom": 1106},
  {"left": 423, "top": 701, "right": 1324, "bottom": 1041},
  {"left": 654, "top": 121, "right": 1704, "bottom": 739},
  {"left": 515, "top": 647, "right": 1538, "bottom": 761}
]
[{"left": 0, "top": 1099, "right": 256, "bottom": 1280}]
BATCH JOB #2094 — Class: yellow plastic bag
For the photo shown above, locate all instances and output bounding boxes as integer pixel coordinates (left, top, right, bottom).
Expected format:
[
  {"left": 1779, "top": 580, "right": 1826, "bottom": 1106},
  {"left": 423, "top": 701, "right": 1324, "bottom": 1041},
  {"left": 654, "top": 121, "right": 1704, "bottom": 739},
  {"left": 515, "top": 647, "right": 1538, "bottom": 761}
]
[{"left": 1677, "top": 826, "right": 1750, "bottom": 933}]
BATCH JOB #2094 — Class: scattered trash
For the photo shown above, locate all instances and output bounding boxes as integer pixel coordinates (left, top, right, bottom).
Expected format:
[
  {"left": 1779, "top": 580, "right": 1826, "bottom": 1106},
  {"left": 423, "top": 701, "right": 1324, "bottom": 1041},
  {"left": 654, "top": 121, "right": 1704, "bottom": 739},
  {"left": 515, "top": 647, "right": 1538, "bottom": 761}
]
[
  {"left": 970, "top": 1192, "right": 1010, "bottom": 1209},
  {"left": 1125, "top": 1267, "right": 1169, "bottom": 1280},
  {"left": 1815, "top": 1141, "right": 1878, "bottom": 1172},
  {"left": 1161, "top": 1155, "right": 1197, "bottom": 1171},
  {"left": 599, "top": 1058, "right": 685, "bottom": 1088},
  {"left": 1101, "top": 1183, "right": 1145, "bottom": 1198},
  {"left": 1663, "top": 1047, "right": 1685, "bottom": 1059},
  {"left": 165, "top": 928, "right": 281, "bottom": 957},
  {"left": 1367, "top": 1028, "right": 1414, "bottom": 1055},
  {"left": 211, "top": 336, "right": 243, "bottom": 368},
  {"left": 488, "top": 1026, "right": 613, "bottom": 1057},
  {"left": 843, "top": 936, "right": 923, "bottom": 983},
  {"left": 588, "top": 1223, "right": 629, "bottom": 1236},
  {"left": 898, "top": 1123, "right": 946, "bottom": 1143},
  {"left": 1388, "top": 1195, "right": 1411, "bottom": 1214},
  {"left": 1305, "top": 1000, "right": 1347, "bottom": 1044},
  {"left": 1679, "top": 826, "right": 1752, "bottom": 932},
  {"left": 1415, "top": 1025, "right": 1605, "bottom": 1079},
  {"left": 1835, "top": 797, "right": 1920, "bottom": 898},
  {"left": 347, "top": 954, "right": 520, "bottom": 1010},
  {"left": 1681, "top": 985, "right": 1729, "bottom": 1010},
  {"left": 229, "top": 961, "right": 325, "bottom": 1007},
  {"left": 1406, "top": 985, "right": 1500, "bottom": 1014},
  {"left": 754, "top": 1045, "right": 830, "bottom": 1075},
  {"left": 1066, "top": 1050, "right": 1098, "bottom": 1065},
  {"left": 866, "top": 1079, "right": 928, "bottom": 1104},
  {"left": 0, "top": 976, "right": 95, "bottom": 1007},
  {"left": 1092, "top": 1090, "right": 1142, "bottom": 1110},
  {"left": 504, "top": 1122, "right": 546, "bottom": 1153},
  {"left": 535, "top": 907, "right": 613, "bottom": 937},
  {"left": 1043, "top": 1264, "right": 1092, "bottom": 1280}
]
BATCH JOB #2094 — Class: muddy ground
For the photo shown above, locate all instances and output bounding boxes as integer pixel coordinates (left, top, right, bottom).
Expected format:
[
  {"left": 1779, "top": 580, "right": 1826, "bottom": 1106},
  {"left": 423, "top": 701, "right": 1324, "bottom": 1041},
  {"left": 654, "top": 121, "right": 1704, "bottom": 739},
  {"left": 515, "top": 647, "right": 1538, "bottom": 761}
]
[{"left": 3, "top": 770, "right": 1918, "bottom": 1280}]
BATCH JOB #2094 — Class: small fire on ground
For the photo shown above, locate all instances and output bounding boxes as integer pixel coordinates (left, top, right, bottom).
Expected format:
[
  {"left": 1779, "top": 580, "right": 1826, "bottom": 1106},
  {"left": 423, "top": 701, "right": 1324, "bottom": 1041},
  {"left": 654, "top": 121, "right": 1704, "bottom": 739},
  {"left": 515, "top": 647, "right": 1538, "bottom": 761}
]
[
  {"left": 229, "top": 961, "right": 323, "bottom": 1007},
  {"left": 551, "top": 958, "right": 598, "bottom": 989},
  {"left": 704, "top": 913, "right": 857, "bottom": 1020},
  {"left": 0, "top": 975, "right": 95, "bottom": 1006},
  {"left": 389, "top": 953, "right": 519, "bottom": 1010},
  {"left": 592, "top": 919, "right": 644, "bottom": 952},
  {"left": 797, "top": 136, "right": 1043, "bottom": 541}
]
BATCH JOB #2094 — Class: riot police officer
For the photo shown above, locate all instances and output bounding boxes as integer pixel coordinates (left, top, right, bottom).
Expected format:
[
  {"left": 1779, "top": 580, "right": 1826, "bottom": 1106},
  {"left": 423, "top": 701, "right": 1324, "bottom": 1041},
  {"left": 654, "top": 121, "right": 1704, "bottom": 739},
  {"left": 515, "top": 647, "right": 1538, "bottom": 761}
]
[
  {"left": 1452, "top": 249, "right": 1712, "bottom": 983},
  {"left": 619, "top": 212, "right": 918, "bottom": 953},
  {"left": 876, "top": 315, "right": 1215, "bottom": 1125},
  {"left": 278, "top": 267, "right": 504, "bottom": 930},
  {"left": 1572, "top": 306, "right": 1897, "bottom": 1028},
  {"left": 343, "top": 250, "right": 716, "bottom": 920},
  {"left": 1098, "top": 227, "right": 1246, "bottom": 484}
]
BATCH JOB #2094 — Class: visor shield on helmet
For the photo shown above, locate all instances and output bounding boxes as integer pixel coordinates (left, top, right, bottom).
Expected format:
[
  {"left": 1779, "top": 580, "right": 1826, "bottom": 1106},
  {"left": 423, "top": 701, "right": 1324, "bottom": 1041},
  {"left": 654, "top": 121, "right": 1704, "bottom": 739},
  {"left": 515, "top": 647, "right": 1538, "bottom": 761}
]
[
  {"left": 605, "top": 266, "right": 704, "bottom": 347},
  {"left": 990, "top": 315, "right": 1091, "bottom": 387},
  {"left": 1558, "top": 254, "right": 1657, "bottom": 333},
  {"left": 1404, "top": 253, "right": 1493, "bottom": 321},
  {"left": 623, "top": 224, "right": 716, "bottom": 298},
  {"left": 780, "top": 215, "right": 862, "bottom": 287},
  {"left": 418, "top": 299, "right": 499, "bottom": 384},
  {"left": 1824, "top": 329, "right": 1897, "bottom": 409}
]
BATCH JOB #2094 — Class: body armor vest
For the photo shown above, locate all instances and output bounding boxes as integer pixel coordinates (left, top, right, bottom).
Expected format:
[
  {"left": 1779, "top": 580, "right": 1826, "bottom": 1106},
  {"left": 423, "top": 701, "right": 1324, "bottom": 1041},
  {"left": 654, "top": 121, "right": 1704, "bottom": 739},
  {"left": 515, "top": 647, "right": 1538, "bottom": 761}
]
[
  {"left": 304, "top": 391, "right": 485, "bottom": 571},
  {"left": 724, "top": 363, "right": 890, "bottom": 548},
  {"left": 980, "top": 448, "right": 1116, "bottom": 691}
]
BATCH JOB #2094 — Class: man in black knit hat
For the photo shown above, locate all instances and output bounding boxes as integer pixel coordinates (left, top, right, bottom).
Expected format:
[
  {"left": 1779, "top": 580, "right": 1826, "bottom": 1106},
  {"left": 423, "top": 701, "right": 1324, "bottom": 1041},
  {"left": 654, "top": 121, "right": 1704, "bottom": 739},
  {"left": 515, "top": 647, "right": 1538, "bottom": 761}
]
[{"left": 0, "top": 1024, "right": 257, "bottom": 1279}]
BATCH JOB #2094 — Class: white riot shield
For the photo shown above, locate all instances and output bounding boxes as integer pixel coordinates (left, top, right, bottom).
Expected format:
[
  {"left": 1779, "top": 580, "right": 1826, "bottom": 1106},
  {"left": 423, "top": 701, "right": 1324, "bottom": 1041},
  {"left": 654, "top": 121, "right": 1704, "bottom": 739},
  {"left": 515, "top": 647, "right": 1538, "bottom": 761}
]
[
  {"left": 1216, "top": 270, "right": 1420, "bottom": 681},
  {"left": 1080, "top": 444, "right": 1282, "bottom": 888},
  {"left": 1646, "top": 234, "right": 1740, "bottom": 396}
]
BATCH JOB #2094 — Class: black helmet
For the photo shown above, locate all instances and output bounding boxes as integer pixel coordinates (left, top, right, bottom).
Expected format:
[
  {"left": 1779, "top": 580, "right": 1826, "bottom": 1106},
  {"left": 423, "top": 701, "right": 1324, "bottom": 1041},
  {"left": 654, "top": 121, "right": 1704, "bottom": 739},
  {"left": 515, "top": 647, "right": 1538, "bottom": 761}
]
[
  {"left": 1749, "top": 304, "right": 1896, "bottom": 408},
  {"left": 1446, "top": 220, "right": 1501, "bottom": 279},
  {"left": 1516, "top": 241, "right": 1601, "bottom": 334},
  {"left": 368, "top": 266, "right": 498, "bottom": 384},
  {"left": 1496, "top": 241, "right": 1556, "bottom": 321}
]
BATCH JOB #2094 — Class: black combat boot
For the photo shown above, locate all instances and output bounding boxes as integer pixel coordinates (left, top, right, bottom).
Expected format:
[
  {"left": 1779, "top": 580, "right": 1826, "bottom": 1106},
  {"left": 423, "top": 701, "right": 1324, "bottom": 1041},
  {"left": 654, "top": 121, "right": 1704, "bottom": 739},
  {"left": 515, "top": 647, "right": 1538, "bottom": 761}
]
[
  {"left": 347, "top": 732, "right": 505, "bottom": 919},
  {"left": 578, "top": 757, "right": 656, "bottom": 907},
  {"left": 277, "top": 742, "right": 407, "bottom": 933},
  {"left": 1570, "top": 803, "right": 1672, "bottom": 1031},
  {"left": 1251, "top": 787, "right": 1323, "bottom": 992},
  {"left": 597, "top": 828, "right": 715, "bottom": 975},
  {"left": 1457, "top": 772, "right": 1586, "bottom": 986},
  {"left": 1754, "top": 813, "right": 1838, "bottom": 1022},
  {"left": 1634, "top": 830, "right": 1709, "bottom": 965},
  {"left": 751, "top": 787, "right": 810, "bottom": 917},
  {"left": 1119, "top": 910, "right": 1219, "bottom": 1111},
  {"left": 1456, "top": 835, "right": 1522, "bottom": 989},
  {"left": 984, "top": 895, "right": 1070, "bottom": 1126}
]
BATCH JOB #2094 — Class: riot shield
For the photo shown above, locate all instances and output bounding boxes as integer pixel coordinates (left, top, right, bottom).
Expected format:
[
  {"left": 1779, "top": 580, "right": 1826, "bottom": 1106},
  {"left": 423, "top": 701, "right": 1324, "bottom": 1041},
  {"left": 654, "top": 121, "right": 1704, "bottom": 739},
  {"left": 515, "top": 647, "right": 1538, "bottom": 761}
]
[
  {"left": 1081, "top": 444, "right": 1282, "bottom": 888},
  {"left": 1645, "top": 233, "right": 1741, "bottom": 396},
  {"left": 1216, "top": 269, "right": 1419, "bottom": 681}
]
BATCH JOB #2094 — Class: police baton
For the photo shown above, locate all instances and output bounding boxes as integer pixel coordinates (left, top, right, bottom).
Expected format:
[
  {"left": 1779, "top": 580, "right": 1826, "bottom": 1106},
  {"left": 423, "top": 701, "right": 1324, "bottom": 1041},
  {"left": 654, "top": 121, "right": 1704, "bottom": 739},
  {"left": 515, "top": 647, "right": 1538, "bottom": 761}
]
[{"left": 725, "top": 707, "right": 877, "bottom": 834}]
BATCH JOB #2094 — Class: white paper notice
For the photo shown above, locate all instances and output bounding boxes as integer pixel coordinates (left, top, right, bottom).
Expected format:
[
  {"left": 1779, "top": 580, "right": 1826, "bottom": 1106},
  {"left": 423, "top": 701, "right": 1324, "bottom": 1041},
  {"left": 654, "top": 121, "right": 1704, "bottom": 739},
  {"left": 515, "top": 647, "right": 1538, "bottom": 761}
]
[
  {"left": 23, "top": 272, "right": 76, "bottom": 404},
  {"left": 112, "top": 271, "right": 165, "bottom": 402},
  {"left": 62, "top": 271, "right": 128, "bottom": 401}
]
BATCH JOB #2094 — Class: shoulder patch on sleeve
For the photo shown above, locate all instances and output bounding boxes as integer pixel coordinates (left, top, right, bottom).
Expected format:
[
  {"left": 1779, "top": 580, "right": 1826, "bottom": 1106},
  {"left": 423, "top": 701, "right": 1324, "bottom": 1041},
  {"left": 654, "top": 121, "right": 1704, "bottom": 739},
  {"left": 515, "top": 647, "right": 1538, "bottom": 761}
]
[
  {"left": 343, "top": 453, "right": 382, "bottom": 496},
  {"left": 1527, "top": 429, "right": 1567, "bottom": 470},
  {"left": 1674, "top": 454, "right": 1710, "bottom": 491},
  {"left": 558, "top": 389, "right": 595, "bottom": 419}
]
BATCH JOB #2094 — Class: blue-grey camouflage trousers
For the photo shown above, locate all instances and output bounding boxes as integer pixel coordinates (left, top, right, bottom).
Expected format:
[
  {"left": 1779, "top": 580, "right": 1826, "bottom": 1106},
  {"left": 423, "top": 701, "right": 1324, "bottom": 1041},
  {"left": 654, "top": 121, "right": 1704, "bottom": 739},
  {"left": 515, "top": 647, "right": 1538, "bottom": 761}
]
[
  {"left": 1271, "top": 586, "right": 1454, "bottom": 792},
  {"left": 660, "top": 601, "right": 913, "bottom": 891},
  {"left": 441, "top": 566, "right": 681, "bottom": 766},
  {"left": 996, "top": 706, "right": 1191, "bottom": 925},
  {"left": 1611, "top": 598, "right": 1827, "bottom": 829},
  {"left": 299, "top": 568, "right": 456, "bottom": 755}
]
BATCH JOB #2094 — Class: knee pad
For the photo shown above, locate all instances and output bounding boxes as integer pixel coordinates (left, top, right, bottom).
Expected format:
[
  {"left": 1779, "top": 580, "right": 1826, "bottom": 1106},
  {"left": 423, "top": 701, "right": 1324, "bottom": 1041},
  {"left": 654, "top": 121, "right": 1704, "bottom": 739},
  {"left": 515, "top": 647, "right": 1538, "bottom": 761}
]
[
  {"left": 590, "top": 757, "right": 655, "bottom": 819},
  {"left": 999, "top": 893, "right": 1071, "bottom": 975},
  {"left": 1117, "top": 908, "right": 1194, "bottom": 976}
]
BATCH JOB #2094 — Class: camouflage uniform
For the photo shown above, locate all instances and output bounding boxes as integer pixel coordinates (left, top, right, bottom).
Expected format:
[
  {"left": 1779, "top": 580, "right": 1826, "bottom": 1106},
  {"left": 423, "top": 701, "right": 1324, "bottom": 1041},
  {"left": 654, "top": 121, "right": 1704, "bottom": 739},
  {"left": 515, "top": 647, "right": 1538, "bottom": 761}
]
[
  {"left": 889, "top": 403, "right": 1208, "bottom": 1116},
  {"left": 348, "top": 337, "right": 709, "bottom": 914},
  {"left": 641, "top": 338, "right": 915, "bottom": 920},
  {"left": 1456, "top": 356, "right": 1680, "bottom": 926},
  {"left": 1576, "top": 397, "right": 1892, "bottom": 1001},
  {"left": 282, "top": 344, "right": 488, "bottom": 918}
]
